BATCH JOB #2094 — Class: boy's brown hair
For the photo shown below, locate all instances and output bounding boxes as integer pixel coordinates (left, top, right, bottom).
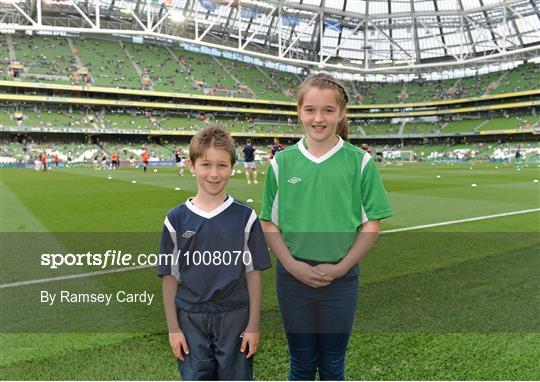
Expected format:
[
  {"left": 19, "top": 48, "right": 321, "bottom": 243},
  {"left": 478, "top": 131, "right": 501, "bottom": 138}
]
[{"left": 189, "top": 124, "right": 236, "bottom": 165}]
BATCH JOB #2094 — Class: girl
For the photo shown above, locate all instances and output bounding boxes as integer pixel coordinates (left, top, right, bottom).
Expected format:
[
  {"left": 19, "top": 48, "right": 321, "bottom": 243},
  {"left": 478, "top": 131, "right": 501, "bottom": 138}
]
[{"left": 260, "top": 73, "right": 393, "bottom": 380}]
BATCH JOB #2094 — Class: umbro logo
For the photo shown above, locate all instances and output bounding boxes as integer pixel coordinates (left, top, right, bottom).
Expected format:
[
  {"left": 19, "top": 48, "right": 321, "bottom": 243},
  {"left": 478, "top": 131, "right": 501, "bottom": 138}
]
[
  {"left": 182, "top": 231, "right": 196, "bottom": 238},
  {"left": 288, "top": 177, "right": 302, "bottom": 184}
]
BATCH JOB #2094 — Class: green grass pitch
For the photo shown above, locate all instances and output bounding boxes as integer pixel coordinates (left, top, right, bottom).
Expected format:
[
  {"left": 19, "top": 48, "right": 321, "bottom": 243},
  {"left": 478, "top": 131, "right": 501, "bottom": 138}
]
[{"left": 1, "top": 161, "right": 539, "bottom": 380}]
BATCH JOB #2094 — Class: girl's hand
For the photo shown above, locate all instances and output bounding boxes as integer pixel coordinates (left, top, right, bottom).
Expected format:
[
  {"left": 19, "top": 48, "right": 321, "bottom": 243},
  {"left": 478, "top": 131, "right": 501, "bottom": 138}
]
[
  {"left": 314, "top": 263, "right": 345, "bottom": 280},
  {"left": 169, "top": 331, "right": 190, "bottom": 361},
  {"left": 240, "top": 332, "right": 260, "bottom": 358},
  {"left": 287, "top": 260, "right": 333, "bottom": 288}
]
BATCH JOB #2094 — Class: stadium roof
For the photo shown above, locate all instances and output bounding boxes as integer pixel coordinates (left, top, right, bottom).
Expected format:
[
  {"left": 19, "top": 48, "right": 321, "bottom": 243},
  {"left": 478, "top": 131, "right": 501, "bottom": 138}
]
[{"left": 1, "top": 0, "right": 540, "bottom": 75}]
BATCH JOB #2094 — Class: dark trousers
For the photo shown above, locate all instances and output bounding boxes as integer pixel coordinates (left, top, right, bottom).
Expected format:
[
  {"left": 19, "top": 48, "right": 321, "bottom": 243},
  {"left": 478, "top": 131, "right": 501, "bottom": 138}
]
[
  {"left": 177, "top": 306, "right": 253, "bottom": 380},
  {"left": 276, "top": 261, "right": 359, "bottom": 381}
]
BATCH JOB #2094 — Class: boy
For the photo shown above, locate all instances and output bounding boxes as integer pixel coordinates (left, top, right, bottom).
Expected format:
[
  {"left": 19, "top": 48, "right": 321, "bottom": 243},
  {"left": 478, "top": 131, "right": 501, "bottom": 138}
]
[{"left": 158, "top": 125, "right": 271, "bottom": 380}]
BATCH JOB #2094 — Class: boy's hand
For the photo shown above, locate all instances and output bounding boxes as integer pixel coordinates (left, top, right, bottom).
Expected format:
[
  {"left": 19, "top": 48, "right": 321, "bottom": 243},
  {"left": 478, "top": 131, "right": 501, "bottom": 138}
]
[
  {"left": 240, "top": 332, "right": 260, "bottom": 359},
  {"left": 169, "top": 331, "right": 190, "bottom": 361},
  {"left": 287, "top": 260, "right": 333, "bottom": 288}
]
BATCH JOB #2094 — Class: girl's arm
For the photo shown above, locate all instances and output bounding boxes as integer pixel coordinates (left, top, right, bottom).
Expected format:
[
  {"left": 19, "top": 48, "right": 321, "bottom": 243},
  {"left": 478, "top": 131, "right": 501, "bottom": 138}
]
[
  {"left": 162, "top": 275, "right": 190, "bottom": 360},
  {"left": 242, "top": 270, "right": 262, "bottom": 358},
  {"left": 315, "top": 220, "right": 380, "bottom": 278},
  {"left": 261, "top": 220, "right": 333, "bottom": 288}
]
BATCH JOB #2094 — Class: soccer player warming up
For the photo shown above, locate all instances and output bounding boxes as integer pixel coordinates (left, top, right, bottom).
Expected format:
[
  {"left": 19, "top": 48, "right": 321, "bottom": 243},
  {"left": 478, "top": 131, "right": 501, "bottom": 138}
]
[
  {"left": 243, "top": 139, "right": 258, "bottom": 184},
  {"left": 141, "top": 149, "right": 149, "bottom": 173},
  {"left": 260, "top": 74, "right": 393, "bottom": 381},
  {"left": 158, "top": 125, "right": 271, "bottom": 381},
  {"left": 175, "top": 147, "right": 186, "bottom": 177}
]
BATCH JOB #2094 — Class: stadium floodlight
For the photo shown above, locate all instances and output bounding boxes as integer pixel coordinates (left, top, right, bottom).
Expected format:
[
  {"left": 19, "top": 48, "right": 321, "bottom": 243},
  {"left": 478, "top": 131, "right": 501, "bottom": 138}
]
[
  {"left": 169, "top": 10, "right": 186, "bottom": 24},
  {"left": 120, "top": 7, "right": 133, "bottom": 14}
]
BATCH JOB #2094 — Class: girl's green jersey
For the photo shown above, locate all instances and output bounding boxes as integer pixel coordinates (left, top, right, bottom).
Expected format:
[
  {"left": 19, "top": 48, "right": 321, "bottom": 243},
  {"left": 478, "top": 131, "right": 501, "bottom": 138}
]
[{"left": 260, "top": 137, "right": 393, "bottom": 262}]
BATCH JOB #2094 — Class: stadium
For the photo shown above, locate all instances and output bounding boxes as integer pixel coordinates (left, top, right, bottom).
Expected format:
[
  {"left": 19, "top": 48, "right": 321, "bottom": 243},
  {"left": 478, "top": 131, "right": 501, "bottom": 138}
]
[{"left": 1, "top": 0, "right": 539, "bottom": 380}]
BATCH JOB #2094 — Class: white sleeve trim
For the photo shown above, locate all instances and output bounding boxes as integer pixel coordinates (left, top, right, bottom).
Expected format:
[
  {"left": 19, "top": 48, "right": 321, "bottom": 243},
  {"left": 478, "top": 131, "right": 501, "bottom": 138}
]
[
  {"left": 361, "top": 152, "right": 372, "bottom": 177},
  {"left": 243, "top": 210, "right": 257, "bottom": 273},
  {"left": 270, "top": 158, "right": 279, "bottom": 226},
  {"left": 360, "top": 153, "right": 372, "bottom": 223},
  {"left": 270, "top": 157, "right": 279, "bottom": 180},
  {"left": 164, "top": 216, "right": 181, "bottom": 282},
  {"left": 271, "top": 192, "right": 279, "bottom": 226},
  {"left": 361, "top": 206, "right": 368, "bottom": 224}
]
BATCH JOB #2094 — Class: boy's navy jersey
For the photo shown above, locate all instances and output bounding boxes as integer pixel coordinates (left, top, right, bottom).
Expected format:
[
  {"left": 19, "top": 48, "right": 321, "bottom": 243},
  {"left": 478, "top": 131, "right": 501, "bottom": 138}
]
[
  {"left": 158, "top": 195, "right": 271, "bottom": 313},
  {"left": 243, "top": 144, "right": 255, "bottom": 162}
]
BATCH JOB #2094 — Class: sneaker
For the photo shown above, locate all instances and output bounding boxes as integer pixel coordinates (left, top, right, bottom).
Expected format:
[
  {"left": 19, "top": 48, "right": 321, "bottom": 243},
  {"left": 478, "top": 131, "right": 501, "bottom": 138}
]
[
  {"left": 247, "top": 180, "right": 251, "bottom": 184},
  {"left": 254, "top": 180, "right": 258, "bottom": 184}
]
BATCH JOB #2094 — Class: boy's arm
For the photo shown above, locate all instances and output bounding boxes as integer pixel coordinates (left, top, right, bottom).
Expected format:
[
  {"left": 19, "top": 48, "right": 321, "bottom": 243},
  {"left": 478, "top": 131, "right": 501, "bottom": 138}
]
[
  {"left": 241, "top": 270, "right": 262, "bottom": 358},
  {"left": 261, "top": 220, "right": 332, "bottom": 288},
  {"left": 245, "top": 270, "right": 262, "bottom": 333},
  {"left": 162, "top": 275, "right": 190, "bottom": 360},
  {"left": 162, "top": 275, "right": 180, "bottom": 332}
]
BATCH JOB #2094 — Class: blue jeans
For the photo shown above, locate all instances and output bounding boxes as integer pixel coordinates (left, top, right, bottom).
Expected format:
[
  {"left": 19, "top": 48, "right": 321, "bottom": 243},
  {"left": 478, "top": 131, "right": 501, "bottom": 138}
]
[{"left": 276, "top": 260, "right": 359, "bottom": 380}]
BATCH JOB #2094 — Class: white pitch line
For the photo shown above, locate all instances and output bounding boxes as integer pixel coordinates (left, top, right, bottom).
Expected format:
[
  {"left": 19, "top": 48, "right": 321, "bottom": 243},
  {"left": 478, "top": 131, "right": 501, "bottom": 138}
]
[
  {"left": 1, "top": 208, "right": 539, "bottom": 289},
  {"left": 381, "top": 208, "right": 540, "bottom": 234},
  {"left": 0, "top": 264, "right": 153, "bottom": 289}
]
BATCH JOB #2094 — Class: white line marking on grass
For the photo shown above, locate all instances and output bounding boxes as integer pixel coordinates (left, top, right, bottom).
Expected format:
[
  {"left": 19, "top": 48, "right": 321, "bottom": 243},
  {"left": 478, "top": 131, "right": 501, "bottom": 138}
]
[
  {"left": 1, "top": 208, "right": 539, "bottom": 289},
  {"left": 381, "top": 208, "right": 540, "bottom": 234},
  {"left": 0, "top": 264, "right": 153, "bottom": 289}
]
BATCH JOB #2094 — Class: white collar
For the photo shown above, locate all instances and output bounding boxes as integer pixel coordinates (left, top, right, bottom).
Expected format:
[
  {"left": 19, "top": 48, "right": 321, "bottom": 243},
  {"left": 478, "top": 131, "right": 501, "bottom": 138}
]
[
  {"left": 185, "top": 195, "right": 234, "bottom": 219},
  {"left": 298, "top": 136, "right": 343, "bottom": 164}
]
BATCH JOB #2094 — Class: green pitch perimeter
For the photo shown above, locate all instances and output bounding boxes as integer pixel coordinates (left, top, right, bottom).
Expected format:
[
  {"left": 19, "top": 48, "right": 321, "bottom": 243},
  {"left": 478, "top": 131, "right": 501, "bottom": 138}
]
[{"left": 1, "top": 162, "right": 539, "bottom": 380}]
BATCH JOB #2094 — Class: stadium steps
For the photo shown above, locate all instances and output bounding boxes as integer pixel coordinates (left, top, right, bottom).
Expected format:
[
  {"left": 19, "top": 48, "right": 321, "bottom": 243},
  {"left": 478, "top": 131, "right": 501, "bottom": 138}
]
[
  {"left": 92, "top": 113, "right": 107, "bottom": 130},
  {"left": 473, "top": 120, "right": 490, "bottom": 132},
  {"left": 122, "top": 42, "right": 150, "bottom": 90},
  {"left": 66, "top": 38, "right": 83, "bottom": 69},
  {"left": 5, "top": 35, "right": 16, "bottom": 61},
  {"left": 165, "top": 47, "right": 202, "bottom": 92},
  {"left": 256, "top": 66, "right": 290, "bottom": 98},
  {"left": 487, "top": 71, "right": 510, "bottom": 94},
  {"left": 212, "top": 56, "right": 255, "bottom": 97},
  {"left": 348, "top": 81, "right": 362, "bottom": 100},
  {"left": 96, "top": 142, "right": 109, "bottom": 155},
  {"left": 398, "top": 120, "right": 406, "bottom": 135},
  {"left": 355, "top": 124, "right": 367, "bottom": 136}
]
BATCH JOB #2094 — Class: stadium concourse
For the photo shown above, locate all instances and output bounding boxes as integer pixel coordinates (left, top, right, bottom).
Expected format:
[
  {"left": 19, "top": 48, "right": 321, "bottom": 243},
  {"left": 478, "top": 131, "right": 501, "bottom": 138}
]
[{"left": 1, "top": 0, "right": 540, "bottom": 380}]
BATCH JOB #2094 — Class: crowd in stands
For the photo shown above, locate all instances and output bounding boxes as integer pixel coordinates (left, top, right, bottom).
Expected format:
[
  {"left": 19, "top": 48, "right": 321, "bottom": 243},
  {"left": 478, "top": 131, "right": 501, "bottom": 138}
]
[
  {"left": 4, "top": 105, "right": 537, "bottom": 137},
  {"left": 2, "top": 34, "right": 539, "bottom": 104}
]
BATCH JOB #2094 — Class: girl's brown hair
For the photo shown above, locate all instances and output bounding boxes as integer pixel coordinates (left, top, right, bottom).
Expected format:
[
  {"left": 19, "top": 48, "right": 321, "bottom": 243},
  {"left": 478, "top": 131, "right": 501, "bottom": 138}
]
[
  {"left": 189, "top": 124, "right": 236, "bottom": 165},
  {"left": 297, "top": 73, "right": 350, "bottom": 141}
]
